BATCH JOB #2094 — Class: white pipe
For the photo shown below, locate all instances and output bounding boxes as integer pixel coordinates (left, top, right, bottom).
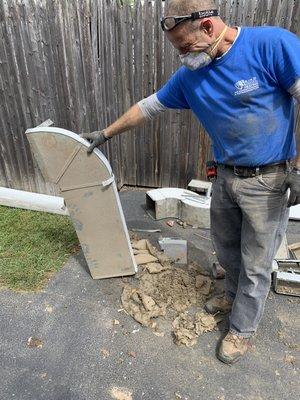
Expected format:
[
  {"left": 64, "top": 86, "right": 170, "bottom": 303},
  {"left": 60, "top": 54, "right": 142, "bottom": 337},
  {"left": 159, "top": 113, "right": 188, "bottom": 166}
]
[
  {"left": 0, "top": 187, "right": 69, "bottom": 215},
  {"left": 290, "top": 204, "right": 300, "bottom": 221},
  {"left": 0, "top": 185, "right": 299, "bottom": 221}
]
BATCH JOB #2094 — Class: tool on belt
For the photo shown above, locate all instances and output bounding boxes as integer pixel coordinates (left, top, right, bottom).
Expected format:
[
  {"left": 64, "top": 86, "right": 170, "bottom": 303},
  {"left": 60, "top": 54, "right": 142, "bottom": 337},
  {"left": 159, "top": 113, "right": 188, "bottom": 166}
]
[{"left": 206, "top": 161, "right": 218, "bottom": 181}]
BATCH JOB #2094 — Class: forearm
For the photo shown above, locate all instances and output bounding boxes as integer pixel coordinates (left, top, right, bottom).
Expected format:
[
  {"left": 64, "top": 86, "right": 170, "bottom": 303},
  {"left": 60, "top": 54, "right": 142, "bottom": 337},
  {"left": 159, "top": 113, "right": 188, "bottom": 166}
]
[
  {"left": 82, "top": 95, "right": 167, "bottom": 152},
  {"left": 288, "top": 79, "right": 300, "bottom": 168},
  {"left": 104, "top": 94, "right": 167, "bottom": 138},
  {"left": 104, "top": 103, "right": 146, "bottom": 138}
]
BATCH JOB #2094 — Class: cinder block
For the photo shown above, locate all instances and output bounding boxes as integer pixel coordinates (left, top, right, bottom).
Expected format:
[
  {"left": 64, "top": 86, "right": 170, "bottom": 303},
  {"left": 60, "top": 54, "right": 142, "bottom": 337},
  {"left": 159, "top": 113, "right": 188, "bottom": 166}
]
[{"left": 146, "top": 188, "right": 211, "bottom": 229}]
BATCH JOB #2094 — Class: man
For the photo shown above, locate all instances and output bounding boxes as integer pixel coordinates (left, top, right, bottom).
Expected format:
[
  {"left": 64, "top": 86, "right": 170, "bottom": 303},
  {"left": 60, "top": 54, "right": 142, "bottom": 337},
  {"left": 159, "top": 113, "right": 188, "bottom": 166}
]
[{"left": 82, "top": 0, "right": 300, "bottom": 364}]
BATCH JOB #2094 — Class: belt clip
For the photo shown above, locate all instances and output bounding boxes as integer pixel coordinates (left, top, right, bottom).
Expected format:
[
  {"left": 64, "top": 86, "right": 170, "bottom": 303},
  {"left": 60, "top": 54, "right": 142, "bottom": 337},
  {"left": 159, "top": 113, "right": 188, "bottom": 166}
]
[
  {"left": 285, "top": 160, "right": 292, "bottom": 173},
  {"left": 233, "top": 166, "right": 247, "bottom": 177},
  {"left": 234, "top": 166, "right": 259, "bottom": 178},
  {"left": 233, "top": 166, "right": 240, "bottom": 176}
]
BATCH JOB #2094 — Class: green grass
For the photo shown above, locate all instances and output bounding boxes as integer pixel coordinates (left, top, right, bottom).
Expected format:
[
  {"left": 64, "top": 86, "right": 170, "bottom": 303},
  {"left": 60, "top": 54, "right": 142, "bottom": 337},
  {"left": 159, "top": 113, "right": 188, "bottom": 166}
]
[{"left": 0, "top": 206, "right": 79, "bottom": 291}]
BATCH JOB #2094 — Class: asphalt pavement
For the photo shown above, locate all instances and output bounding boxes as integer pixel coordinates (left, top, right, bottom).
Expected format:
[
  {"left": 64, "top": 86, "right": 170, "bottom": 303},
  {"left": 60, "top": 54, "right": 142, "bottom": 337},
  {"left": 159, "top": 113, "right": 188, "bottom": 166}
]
[{"left": 0, "top": 190, "right": 299, "bottom": 400}]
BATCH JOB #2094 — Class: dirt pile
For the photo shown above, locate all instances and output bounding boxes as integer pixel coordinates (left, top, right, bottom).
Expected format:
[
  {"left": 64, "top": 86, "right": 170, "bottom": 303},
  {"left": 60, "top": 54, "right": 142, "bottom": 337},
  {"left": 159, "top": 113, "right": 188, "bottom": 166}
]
[
  {"left": 172, "top": 312, "right": 224, "bottom": 347},
  {"left": 121, "top": 239, "right": 224, "bottom": 347}
]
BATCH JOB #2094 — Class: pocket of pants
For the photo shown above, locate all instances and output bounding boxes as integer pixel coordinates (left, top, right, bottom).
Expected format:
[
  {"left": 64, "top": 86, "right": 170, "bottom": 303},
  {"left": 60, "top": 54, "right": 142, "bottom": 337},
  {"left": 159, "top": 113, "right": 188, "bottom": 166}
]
[{"left": 256, "top": 171, "right": 287, "bottom": 193}]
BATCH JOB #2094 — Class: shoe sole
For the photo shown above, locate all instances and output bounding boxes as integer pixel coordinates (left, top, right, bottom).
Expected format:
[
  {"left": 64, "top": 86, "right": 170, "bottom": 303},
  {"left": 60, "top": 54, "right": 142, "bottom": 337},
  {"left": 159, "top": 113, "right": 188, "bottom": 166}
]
[{"left": 217, "top": 352, "right": 242, "bottom": 365}]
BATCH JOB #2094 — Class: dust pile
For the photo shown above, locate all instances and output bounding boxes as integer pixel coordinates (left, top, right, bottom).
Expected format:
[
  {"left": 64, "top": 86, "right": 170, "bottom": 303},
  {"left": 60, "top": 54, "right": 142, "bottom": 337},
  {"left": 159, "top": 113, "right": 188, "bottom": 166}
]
[{"left": 121, "top": 239, "right": 224, "bottom": 347}]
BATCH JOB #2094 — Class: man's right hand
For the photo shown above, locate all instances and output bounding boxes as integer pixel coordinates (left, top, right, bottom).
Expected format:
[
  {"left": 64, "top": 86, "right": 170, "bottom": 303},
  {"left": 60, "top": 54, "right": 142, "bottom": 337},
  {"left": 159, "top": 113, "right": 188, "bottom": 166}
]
[{"left": 80, "top": 130, "right": 110, "bottom": 154}]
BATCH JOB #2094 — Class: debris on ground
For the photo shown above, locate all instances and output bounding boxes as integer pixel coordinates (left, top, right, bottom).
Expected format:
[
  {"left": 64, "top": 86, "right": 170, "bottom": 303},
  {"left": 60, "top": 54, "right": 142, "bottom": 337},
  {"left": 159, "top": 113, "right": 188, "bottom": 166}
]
[
  {"left": 27, "top": 337, "right": 43, "bottom": 348},
  {"left": 188, "top": 261, "right": 211, "bottom": 276},
  {"left": 127, "top": 351, "right": 136, "bottom": 358},
  {"left": 145, "top": 263, "right": 170, "bottom": 274},
  {"left": 133, "top": 238, "right": 172, "bottom": 265},
  {"left": 195, "top": 275, "right": 212, "bottom": 295},
  {"left": 138, "top": 266, "right": 201, "bottom": 313},
  {"left": 133, "top": 249, "right": 149, "bottom": 255},
  {"left": 166, "top": 220, "right": 175, "bottom": 227},
  {"left": 175, "top": 392, "right": 189, "bottom": 399},
  {"left": 100, "top": 348, "right": 110, "bottom": 359},
  {"left": 284, "top": 354, "right": 296, "bottom": 365},
  {"left": 134, "top": 253, "right": 158, "bottom": 265},
  {"left": 44, "top": 305, "right": 53, "bottom": 313},
  {"left": 153, "top": 330, "right": 165, "bottom": 337},
  {"left": 121, "top": 238, "right": 224, "bottom": 347},
  {"left": 172, "top": 312, "right": 223, "bottom": 347},
  {"left": 109, "top": 387, "right": 133, "bottom": 400},
  {"left": 121, "top": 286, "right": 167, "bottom": 329}
]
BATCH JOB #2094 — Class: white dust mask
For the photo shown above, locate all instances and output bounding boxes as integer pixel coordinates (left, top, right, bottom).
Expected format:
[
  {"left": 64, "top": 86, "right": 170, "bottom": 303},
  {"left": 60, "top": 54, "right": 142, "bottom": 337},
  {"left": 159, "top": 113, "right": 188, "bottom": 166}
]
[
  {"left": 179, "top": 26, "right": 227, "bottom": 71},
  {"left": 179, "top": 51, "right": 212, "bottom": 70}
]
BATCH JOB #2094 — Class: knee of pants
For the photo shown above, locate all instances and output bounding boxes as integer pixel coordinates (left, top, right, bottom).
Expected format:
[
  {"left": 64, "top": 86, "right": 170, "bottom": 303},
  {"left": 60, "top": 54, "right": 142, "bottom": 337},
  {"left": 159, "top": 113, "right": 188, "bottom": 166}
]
[{"left": 240, "top": 268, "right": 272, "bottom": 295}]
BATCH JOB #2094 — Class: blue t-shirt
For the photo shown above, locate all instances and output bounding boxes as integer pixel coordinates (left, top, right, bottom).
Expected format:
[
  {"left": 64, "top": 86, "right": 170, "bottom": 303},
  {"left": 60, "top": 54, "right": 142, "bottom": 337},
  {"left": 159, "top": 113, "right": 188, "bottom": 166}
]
[{"left": 156, "top": 27, "right": 300, "bottom": 166}]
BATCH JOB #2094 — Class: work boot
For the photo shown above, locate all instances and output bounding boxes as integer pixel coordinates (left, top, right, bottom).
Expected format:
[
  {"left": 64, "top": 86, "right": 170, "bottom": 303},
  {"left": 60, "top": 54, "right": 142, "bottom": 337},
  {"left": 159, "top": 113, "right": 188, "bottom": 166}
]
[
  {"left": 217, "top": 332, "right": 251, "bottom": 364},
  {"left": 204, "top": 294, "right": 233, "bottom": 314}
]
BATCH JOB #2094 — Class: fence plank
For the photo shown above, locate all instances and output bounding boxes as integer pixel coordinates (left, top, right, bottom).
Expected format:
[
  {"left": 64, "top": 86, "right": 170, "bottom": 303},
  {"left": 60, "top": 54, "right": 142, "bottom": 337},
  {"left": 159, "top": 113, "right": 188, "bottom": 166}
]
[
  {"left": 290, "top": 0, "right": 300, "bottom": 35},
  {"left": 0, "top": 0, "right": 299, "bottom": 192}
]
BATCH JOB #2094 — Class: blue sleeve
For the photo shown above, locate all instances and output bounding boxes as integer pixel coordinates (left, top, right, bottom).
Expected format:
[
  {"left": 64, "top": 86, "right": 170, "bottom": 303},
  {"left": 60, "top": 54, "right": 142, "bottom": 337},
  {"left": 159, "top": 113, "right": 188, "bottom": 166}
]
[
  {"left": 156, "top": 69, "right": 190, "bottom": 110},
  {"left": 272, "top": 29, "right": 300, "bottom": 90}
]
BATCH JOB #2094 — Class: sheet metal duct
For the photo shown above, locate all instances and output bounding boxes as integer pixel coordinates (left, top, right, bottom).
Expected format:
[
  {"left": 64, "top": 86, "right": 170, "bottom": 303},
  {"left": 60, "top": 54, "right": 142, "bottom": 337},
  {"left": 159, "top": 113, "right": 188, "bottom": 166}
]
[{"left": 26, "top": 126, "right": 137, "bottom": 279}]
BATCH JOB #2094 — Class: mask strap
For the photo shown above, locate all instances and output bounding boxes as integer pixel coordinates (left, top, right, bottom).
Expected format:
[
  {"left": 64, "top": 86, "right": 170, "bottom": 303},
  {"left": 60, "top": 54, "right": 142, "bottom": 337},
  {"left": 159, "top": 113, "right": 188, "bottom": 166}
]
[{"left": 210, "top": 25, "right": 227, "bottom": 53}]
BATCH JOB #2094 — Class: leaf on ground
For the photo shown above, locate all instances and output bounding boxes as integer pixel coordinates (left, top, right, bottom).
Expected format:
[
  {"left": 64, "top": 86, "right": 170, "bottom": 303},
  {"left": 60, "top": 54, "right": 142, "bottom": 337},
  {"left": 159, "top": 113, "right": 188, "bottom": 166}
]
[{"left": 27, "top": 337, "right": 43, "bottom": 348}]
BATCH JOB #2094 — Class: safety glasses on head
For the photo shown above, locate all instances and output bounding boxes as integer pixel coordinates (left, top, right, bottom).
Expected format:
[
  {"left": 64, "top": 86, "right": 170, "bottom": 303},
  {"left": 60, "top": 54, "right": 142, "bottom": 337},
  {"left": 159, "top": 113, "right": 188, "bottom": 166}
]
[{"left": 160, "top": 9, "right": 219, "bottom": 32}]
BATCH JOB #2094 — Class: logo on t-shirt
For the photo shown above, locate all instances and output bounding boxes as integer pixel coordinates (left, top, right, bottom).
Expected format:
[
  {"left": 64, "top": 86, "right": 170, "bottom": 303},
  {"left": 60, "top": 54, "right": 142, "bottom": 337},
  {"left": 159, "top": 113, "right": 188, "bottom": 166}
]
[{"left": 234, "top": 77, "right": 259, "bottom": 96}]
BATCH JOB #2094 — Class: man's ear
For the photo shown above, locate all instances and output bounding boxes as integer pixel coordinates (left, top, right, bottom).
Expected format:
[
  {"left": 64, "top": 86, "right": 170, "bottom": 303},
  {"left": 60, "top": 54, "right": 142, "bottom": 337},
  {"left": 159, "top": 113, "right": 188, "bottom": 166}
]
[{"left": 201, "top": 19, "right": 214, "bottom": 36}]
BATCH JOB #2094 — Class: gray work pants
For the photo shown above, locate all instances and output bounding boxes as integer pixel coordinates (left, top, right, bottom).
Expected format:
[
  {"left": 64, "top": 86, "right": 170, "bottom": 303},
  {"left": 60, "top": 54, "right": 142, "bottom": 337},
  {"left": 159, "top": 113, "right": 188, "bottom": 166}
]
[{"left": 211, "top": 166, "right": 289, "bottom": 338}]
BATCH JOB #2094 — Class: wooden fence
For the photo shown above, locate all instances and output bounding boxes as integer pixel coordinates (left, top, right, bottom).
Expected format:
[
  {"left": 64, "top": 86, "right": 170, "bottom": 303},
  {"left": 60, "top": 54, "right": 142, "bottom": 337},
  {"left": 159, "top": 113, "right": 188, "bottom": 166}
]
[{"left": 0, "top": 0, "right": 299, "bottom": 193}]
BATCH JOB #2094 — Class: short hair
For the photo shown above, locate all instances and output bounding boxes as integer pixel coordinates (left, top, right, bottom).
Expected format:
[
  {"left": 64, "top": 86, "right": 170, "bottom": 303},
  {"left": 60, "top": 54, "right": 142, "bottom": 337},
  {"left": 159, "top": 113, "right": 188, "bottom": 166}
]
[
  {"left": 164, "top": 0, "right": 218, "bottom": 32},
  {"left": 165, "top": 0, "right": 217, "bottom": 16}
]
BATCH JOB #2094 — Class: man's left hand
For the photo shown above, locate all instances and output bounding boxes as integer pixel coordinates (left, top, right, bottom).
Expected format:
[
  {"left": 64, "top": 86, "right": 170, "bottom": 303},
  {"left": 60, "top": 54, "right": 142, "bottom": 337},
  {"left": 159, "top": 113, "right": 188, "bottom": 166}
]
[{"left": 281, "top": 168, "right": 300, "bottom": 207}]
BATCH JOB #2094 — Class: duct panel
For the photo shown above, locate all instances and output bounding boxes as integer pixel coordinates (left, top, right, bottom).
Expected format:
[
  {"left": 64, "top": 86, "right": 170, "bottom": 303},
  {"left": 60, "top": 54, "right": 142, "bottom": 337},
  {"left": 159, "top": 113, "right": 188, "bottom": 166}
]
[{"left": 26, "top": 127, "right": 137, "bottom": 279}]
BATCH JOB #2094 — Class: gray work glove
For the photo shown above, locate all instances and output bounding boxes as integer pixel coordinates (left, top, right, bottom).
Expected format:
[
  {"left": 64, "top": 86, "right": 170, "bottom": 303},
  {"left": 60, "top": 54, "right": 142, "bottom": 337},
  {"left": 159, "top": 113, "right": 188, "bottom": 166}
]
[
  {"left": 281, "top": 168, "right": 300, "bottom": 207},
  {"left": 80, "top": 130, "right": 110, "bottom": 154}
]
